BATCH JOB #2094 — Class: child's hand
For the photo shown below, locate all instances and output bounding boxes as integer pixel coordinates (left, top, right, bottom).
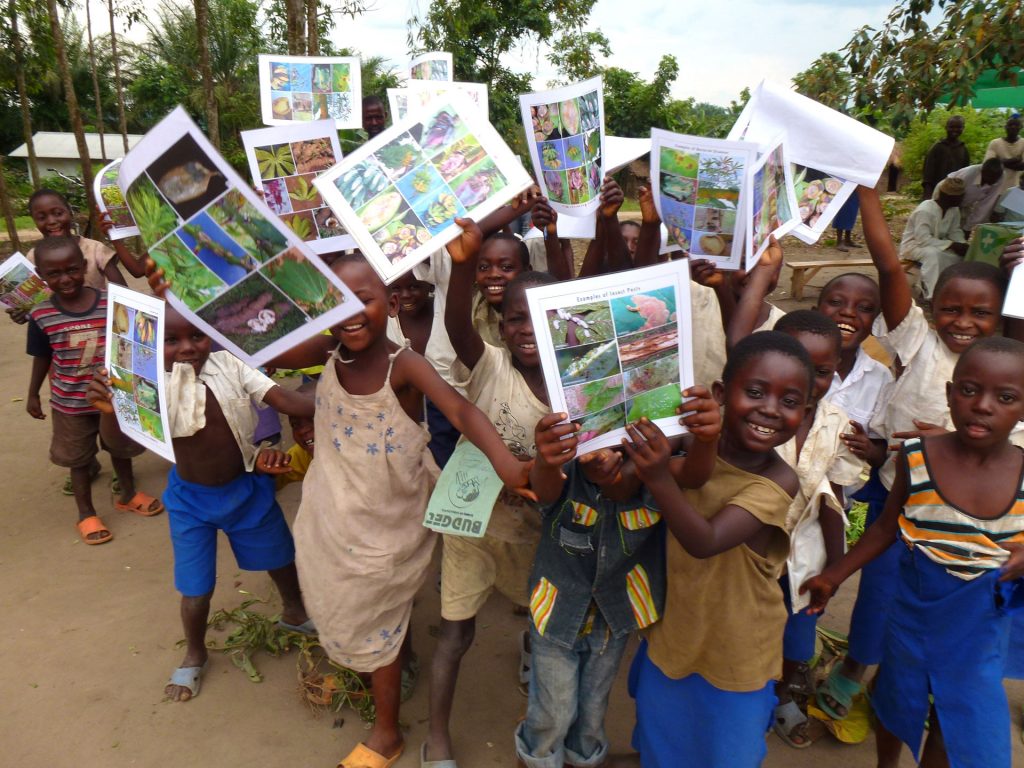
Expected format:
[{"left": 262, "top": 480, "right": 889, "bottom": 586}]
[
  {"left": 6, "top": 306, "right": 30, "bottom": 325},
  {"left": 760, "top": 235, "right": 784, "bottom": 271},
  {"left": 1000, "top": 237, "right": 1024, "bottom": 275},
  {"left": 689, "top": 258, "right": 723, "bottom": 288},
  {"left": 255, "top": 448, "right": 292, "bottom": 475},
  {"left": 96, "top": 208, "right": 114, "bottom": 237},
  {"left": 86, "top": 368, "right": 116, "bottom": 415},
  {"left": 638, "top": 186, "right": 659, "bottom": 224},
  {"left": 799, "top": 573, "right": 838, "bottom": 615},
  {"left": 510, "top": 185, "right": 544, "bottom": 215},
  {"left": 840, "top": 421, "right": 885, "bottom": 465},
  {"left": 620, "top": 418, "right": 672, "bottom": 484},
  {"left": 534, "top": 412, "right": 579, "bottom": 471},
  {"left": 448, "top": 217, "right": 483, "bottom": 265},
  {"left": 891, "top": 420, "right": 948, "bottom": 447},
  {"left": 531, "top": 198, "right": 558, "bottom": 236},
  {"left": 497, "top": 456, "right": 537, "bottom": 502},
  {"left": 599, "top": 176, "right": 624, "bottom": 219},
  {"left": 999, "top": 542, "right": 1024, "bottom": 582},
  {"left": 678, "top": 385, "right": 721, "bottom": 443},
  {"left": 579, "top": 447, "right": 623, "bottom": 486},
  {"left": 145, "top": 258, "right": 171, "bottom": 298},
  {"left": 26, "top": 393, "right": 45, "bottom": 420}
]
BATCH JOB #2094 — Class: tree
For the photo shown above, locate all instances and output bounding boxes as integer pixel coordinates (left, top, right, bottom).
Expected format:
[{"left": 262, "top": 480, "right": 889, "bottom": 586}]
[
  {"left": 792, "top": 52, "right": 851, "bottom": 112},
  {"left": 84, "top": 0, "right": 107, "bottom": 160},
  {"left": 194, "top": 0, "right": 219, "bottom": 149},
  {"left": 8, "top": 1, "right": 40, "bottom": 185},
  {"left": 108, "top": 0, "right": 130, "bottom": 152}
]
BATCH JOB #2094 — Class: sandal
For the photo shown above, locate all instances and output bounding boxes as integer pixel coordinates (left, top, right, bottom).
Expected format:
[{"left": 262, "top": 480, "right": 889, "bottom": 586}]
[
  {"left": 773, "top": 699, "right": 812, "bottom": 749},
  {"left": 419, "top": 742, "right": 458, "bottom": 768},
  {"left": 77, "top": 515, "right": 113, "bottom": 545},
  {"left": 115, "top": 491, "right": 164, "bottom": 517},
  {"left": 166, "top": 662, "right": 207, "bottom": 702},
  {"left": 816, "top": 664, "right": 862, "bottom": 720},
  {"left": 338, "top": 742, "right": 403, "bottom": 768}
]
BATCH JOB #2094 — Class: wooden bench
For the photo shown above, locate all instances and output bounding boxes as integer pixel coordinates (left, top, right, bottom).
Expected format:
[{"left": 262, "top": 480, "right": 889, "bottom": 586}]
[{"left": 786, "top": 257, "right": 916, "bottom": 300}]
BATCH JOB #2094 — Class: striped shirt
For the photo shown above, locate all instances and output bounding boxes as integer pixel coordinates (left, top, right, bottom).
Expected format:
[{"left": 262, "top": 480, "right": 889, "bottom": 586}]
[
  {"left": 27, "top": 289, "right": 106, "bottom": 415},
  {"left": 898, "top": 438, "right": 1024, "bottom": 581}
]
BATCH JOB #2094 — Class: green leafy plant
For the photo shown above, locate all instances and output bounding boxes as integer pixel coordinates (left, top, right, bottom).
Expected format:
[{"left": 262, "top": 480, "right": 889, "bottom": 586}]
[
  {"left": 127, "top": 177, "right": 179, "bottom": 245},
  {"left": 270, "top": 258, "right": 337, "bottom": 313},
  {"left": 288, "top": 176, "right": 320, "bottom": 203},
  {"left": 149, "top": 236, "right": 224, "bottom": 310},
  {"left": 285, "top": 214, "right": 314, "bottom": 240},
  {"left": 256, "top": 145, "right": 296, "bottom": 179}
]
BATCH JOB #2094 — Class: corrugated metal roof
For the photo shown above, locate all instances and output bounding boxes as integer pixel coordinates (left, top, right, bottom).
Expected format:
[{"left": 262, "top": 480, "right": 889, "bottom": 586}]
[{"left": 8, "top": 132, "right": 145, "bottom": 160}]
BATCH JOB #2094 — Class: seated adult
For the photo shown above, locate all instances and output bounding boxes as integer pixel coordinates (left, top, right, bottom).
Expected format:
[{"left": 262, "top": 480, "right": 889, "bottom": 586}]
[
  {"left": 930, "top": 158, "right": 1005, "bottom": 234},
  {"left": 899, "top": 176, "right": 967, "bottom": 299}
]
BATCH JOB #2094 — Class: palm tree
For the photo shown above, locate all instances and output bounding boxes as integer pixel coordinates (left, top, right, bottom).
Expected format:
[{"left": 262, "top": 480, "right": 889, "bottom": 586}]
[
  {"left": 285, "top": 0, "right": 304, "bottom": 54},
  {"left": 84, "top": 0, "right": 106, "bottom": 160},
  {"left": 194, "top": 0, "right": 219, "bottom": 148},
  {"left": 9, "top": 1, "right": 40, "bottom": 186},
  {"left": 107, "top": 0, "right": 130, "bottom": 153},
  {"left": 305, "top": 0, "right": 318, "bottom": 55},
  {"left": 0, "top": 156, "right": 22, "bottom": 251}
]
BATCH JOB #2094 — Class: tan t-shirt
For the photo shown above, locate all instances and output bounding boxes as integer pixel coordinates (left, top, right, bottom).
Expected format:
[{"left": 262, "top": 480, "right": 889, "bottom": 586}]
[
  {"left": 27, "top": 237, "right": 116, "bottom": 292},
  {"left": 645, "top": 456, "right": 793, "bottom": 692}
]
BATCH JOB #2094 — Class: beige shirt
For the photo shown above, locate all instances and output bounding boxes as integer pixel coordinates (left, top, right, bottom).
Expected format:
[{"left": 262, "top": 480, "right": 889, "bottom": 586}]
[
  {"left": 645, "top": 456, "right": 792, "bottom": 692},
  {"left": 27, "top": 237, "right": 116, "bottom": 292},
  {"left": 899, "top": 200, "right": 965, "bottom": 261},
  {"left": 985, "top": 137, "right": 1024, "bottom": 193},
  {"left": 689, "top": 281, "right": 728, "bottom": 387},
  {"left": 755, "top": 302, "right": 786, "bottom": 333}
]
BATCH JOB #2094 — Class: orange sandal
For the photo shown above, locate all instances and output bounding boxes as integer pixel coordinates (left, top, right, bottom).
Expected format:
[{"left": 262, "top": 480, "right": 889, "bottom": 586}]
[
  {"left": 77, "top": 515, "right": 113, "bottom": 545},
  {"left": 337, "top": 742, "right": 403, "bottom": 768},
  {"left": 115, "top": 491, "right": 164, "bottom": 517}
]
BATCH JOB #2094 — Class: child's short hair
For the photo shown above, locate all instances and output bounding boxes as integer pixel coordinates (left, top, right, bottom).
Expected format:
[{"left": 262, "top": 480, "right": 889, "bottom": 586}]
[
  {"left": 722, "top": 330, "right": 814, "bottom": 391},
  {"left": 34, "top": 235, "right": 83, "bottom": 263},
  {"left": 775, "top": 309, "right": 842, "bottom": 353},
  {"left": 818, "top": 272, "right": 879, "bottom": 301},
  {"left": 483, "top": 231, "right": 530, "bottom": 269},
  {"left": 933, "top": 261, "right": 1006, "bottom": 301},
  {"left": 502, "top": 270, "right": 556, "bottom": 312},
  {"left": 28, "top": 187, "right": 72, "bottom": 212},
  {"left": 955, "top": 336, "right": 1024, "bottom": 375}
]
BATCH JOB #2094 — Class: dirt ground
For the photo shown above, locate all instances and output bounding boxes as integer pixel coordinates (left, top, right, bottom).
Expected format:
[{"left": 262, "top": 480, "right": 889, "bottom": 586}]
[{"left": 2, "top": 219, "right": 1023, "bottom": 768}]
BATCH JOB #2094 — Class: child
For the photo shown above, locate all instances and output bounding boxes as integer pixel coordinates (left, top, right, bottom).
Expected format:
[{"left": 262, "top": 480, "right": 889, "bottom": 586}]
[
  {"left": 27, "top": 236, "right": 160, "bottom": 545},
  {"left": 620, "top": 219, "right": 641, "bottom": 260},
  {"left": 389, "top": 272, "right": 434, "bottom": 356},
  {"left": 90, "top": 304, "right": 315, "bottom": 700},
  {"left": 261, "top": 249, "right": 531, "bottom": 768},
  {"left": 424, "top": 221, "right": 553, "bottom": 766},
  {"left": 622, "top": 331, "right": 814, "bottom": 767},
  {"left": 802, "top": 337, "right": 1024, "bottom": 768},
  {"left": 516, "top": 388, "right": 722, "bottom": 768},
  {"left": 471, "top": 230, "right": 533, "bottom": 345},
  {"left": 274, "top": 381, "right": 317, "bottom": 489}
]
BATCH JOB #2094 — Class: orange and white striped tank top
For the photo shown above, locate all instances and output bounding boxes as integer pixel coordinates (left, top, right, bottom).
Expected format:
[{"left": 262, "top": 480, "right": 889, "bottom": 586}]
[{"left": 898, "top": 438, "right": 1024, "bottom": 581}]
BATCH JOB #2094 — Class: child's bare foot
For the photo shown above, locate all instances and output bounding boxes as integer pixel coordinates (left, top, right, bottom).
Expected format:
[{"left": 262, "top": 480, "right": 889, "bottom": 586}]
[
  {"left": 344, "top": 735, "right": 403, "bottom": 766},
  {"left": 165, "top": 650, "right": 208, "bottom": 702}
]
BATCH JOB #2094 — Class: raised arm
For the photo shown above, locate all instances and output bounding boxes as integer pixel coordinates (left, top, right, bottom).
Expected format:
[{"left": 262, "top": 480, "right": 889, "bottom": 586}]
[
  {"left": 263, "top": 384, "right": 316, "bottom": 418},
  {"left": 477, "top": 186, "right": 542, "bottom": 238},
  {"left": 726, "top": 237, "right": 782, "bottom": 350},
  {"left": 859, "top": 185, "right": 911, "bottom": 330},
  {"left": 443, "top": 218, "right": 486, "bottom": 370},
  {"left": 633, "top": 186, "right": 663, "bottom": 268},
  {"left": 670, "top": 386, "right": 721, "bottom": 488},
  {"left": 531, "top": 199, "right": 573, "bottom": 281},
  {"left": 262, "top": 332, "right": 335, "bottom": 370},
  {"left": 599, "top": 177, "right": 631, "bottom": 273},
  {"left": 98, "top": 210, "right": 147, "bottom": 278},
  {"left": 577, "top": 217, "right": 606, "bottom": 278}
]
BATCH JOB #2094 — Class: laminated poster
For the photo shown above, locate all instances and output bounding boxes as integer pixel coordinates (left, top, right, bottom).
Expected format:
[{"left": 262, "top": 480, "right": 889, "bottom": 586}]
[
  {"left": 105, "top": 285, "right": 175, "bottom": 462},
  {"left": 241, "top": 121, "right": 356, "bottom": 254},
  {"left": 748, "top": 136, "right": 800, "bottom": 269},
  {"left": 423, "top": 441, "right": 503, "bottom": 537},
  {"left": 409, "top": 51, "right": 453, "bottom": 82},
  {"left": 119, "top": 106, "right": 363, "bottom": 366},
  {"left": 520, "top": 77, "right": 605, "bottom": 216},
  {"left": 650, "top": 128, "right": 758, "bottom": 270},
  {"left": 526, "top": 259, "right": 695, "bottom": 456},
  {"left": 258, "top": 55, "right": 362, "bottom": 130},
  {"left": 0, "top": 252, "right": 49, "bottom": 312},
  {"left": 314, "top": 92, "right": 533, "bottom": 284},
  {"left": 387, "top": 81, "right": 488, "bottom": 121},
  {"left": 94, "top": 159, "right": 139, "bottom": 239}
]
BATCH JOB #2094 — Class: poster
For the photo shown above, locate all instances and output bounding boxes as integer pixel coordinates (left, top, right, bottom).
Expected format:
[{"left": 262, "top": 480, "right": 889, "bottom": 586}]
[
  {"left": 241, "top": 121, "right": 356, "bottom": 254},
  {"left": 423, "top": 441, "right": 502, "bottom": 537},
  {"left": 258, "top": 54, "right": 362, "bottom": 130},
  {"left": 526, "top": 259, "right": 694, "bottom": 455},
  {"left": 105, "top": 285, "right": 175, "bottom": 462},
  {"left": 650, "top": 128, "right": 758, "bottom": 270},
  {"left": 520, "top": 76, "right": 605, "bottom": 216},
  {"left": 791, "top": 164, "right": 855, "bottom": 240},
  {"left": 314, "top": 92, "right": 533, "bottom": 284},
  {"left": 0, "top": 252, "right": 49, "bottom": 312},
  {"left": 387, "top": 80, "right": 488, "bottom": 121},
  {"left": 409, "top": 51, "right": 453, "bottom": 82},
  {"left": 729, "top": 79, "right": 893, "bottom": 243},
  {"left": 1004, "top": 265, "right": 1024, "bottom": 320},
  {"left": 119, "top": 106, "right": 363, "bottom": 366},
  {"left": 748, "top": 136, "right": 800, "bottom": 268},
  {"left": 94, "top": 159, "right": 139, "bottom": 239}
]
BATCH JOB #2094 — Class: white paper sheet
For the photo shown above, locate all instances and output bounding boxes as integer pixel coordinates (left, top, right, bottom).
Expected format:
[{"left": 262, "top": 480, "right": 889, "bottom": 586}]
[
  {"left": 1000, "top": 188, "right": 1024, "bottom": 220},
  {"left": 748, "top": 135, "right": 800, "bottom": 268},
  {"left": 241, "top": 121, "right": 356, "bottom": 254},
  {"left": 388, "top": 81, "right": 488, "bottom": 121},
  {"left": 314, "top": 92, "right": 533, "bottom": 284},
  {"left": 119, "top": 106, "right": 363, "bottom": 366},
  {"left": 0, "top": 252, "right": 49, "bottom": 311},
  {"left": 1004, "top": 263, "right": 1024, "bottom": 320},
  {"left": 526, "top": 259, "right": 694, "bottom": 455},
  {"left": 258, "top": 55, "right": 362, "bottom": 130},
  {"left": 409, "top": 52, "right": 453, "bottom": 82},
  {"left": 606, "top": 136, "right": 650, "bottom": 173},
  {"left": 522, "top": 213, "right": 597, "bottom": 240},
  {"left": 650, "top": 128, "right": 758, "bottom": 270},
  {"left": 520, "top": 77, "right": 605, "bottom": 217},
  {"left": 94, "top": 159, "right": 139, "bottom": 240},
  {"left": 105, "top": 285, "right": 175, "bottom": 462}
]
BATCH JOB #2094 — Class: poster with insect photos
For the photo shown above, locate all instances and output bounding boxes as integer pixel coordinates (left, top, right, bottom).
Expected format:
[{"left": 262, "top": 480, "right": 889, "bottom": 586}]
[
  {"left": 520, "top": 76, "right": 605, "bottom": 216},
  {"left": 314, "top": 91, "right": 533, "bottom": 284},
  {"left": 387, "top": 81, "right": 488, "bottom": 121},
  {"left": 258, "top": 54, "right": 362, "bottom": 130},
  {"left": 241, "top": 121, "right": 356, "bottom": 254},
  {"left": 526, "top": 259, "right": 695, "bottom": 456},
  {"left": 104, "top": 285, "right": 175, "bottom": 462},
  {"left": 0, "top": 252, "right": 49, "bottom": 312},
  {"left": 409, "top": 51, "right": 453, "bottom": 82},
  {"left": 94, "top": 159, "right": 139, "bottom": 239},
  {"left": 118, "top": 107, "right": 363, "bottom": 366},
  {"left": 748, "top": 136, "right": 800, "bottom": 268},
  {"left": 650, "top": 129, "right": 758, "bottom": 270}
]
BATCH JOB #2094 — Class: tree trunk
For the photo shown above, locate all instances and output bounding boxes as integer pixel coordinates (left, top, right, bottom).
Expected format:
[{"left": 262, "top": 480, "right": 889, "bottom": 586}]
[
  {"left": 10, "top": 3, "right": 40, "bottom": 186},
  {"left": 0, "top": 156, "right": 22, "bottom": 252},
  {"left": 107, "top": 0, "right": 130, "bottom": 153},
  {"left": 286, "top": 0, "right": 304, "bottom": 55},
  {"left": 305, "top": 0, "right": 318, "bottom": 55},
  {"left": 46, "top": 0, "right": 98, "bottom": 233},
  {"left": 193, "top": 0, "right": 220, "bottom": 149},
  {"left": 85, "top": 0, "right": 106, "bottom": 161}
]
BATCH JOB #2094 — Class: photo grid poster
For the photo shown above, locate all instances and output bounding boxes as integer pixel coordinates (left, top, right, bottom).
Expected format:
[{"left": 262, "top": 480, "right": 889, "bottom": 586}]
[
  {"left": 388, "top": 81, "right": 488, "bottom": 122},
  {"left": 650, "top": 129, "right": 757, "bottom": 270},
  {"left": 520, "top": 77, "right": 605, "bottom": 216},
  {"left": 241, "top": 121, "right": 356, "bottom": 253},
  {"left": 748, "top": 137, "right": 800, "bottom": 268},
  {"left": 315, "top": 92, "right": 532, "bottom": 284},
  {"left": 119, "top": 106, "right": 363, "bottom": 366},
  {"left": 105, "top": 285, "right": 175, "bottom": 462},
  {"left": 526, "top": 259, "right": 695, "bottom": 455},
  {"left": 409, "top": 52, "right": 453, "bottom": 82},
  {"left": 0, "top": 253, "right": 49, "bottom": 312},
  {"left": 94, "top": 159, "right": 139, "bottom": 239},
  {"left": 258, "top": 55, "right": 362, "bottom": 130}
]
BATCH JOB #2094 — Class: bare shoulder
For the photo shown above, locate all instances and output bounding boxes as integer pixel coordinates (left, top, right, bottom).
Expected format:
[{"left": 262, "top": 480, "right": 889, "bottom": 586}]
[{"left": 760, "top": 453, "right": 800, "bottom": 498}]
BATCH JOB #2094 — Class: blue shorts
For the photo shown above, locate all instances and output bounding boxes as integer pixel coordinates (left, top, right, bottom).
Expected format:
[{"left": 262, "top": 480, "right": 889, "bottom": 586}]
[
  {"left": 780, "top": 576, "right": 819, "bottom": 663},
  {"left": 164, "top": 468, "right": 295, "bottom": 597}
]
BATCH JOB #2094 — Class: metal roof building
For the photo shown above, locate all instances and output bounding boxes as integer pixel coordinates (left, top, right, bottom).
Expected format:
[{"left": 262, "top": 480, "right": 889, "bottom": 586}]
[{"left": 8, "top": 131, "right": 145, "bottom": 183}]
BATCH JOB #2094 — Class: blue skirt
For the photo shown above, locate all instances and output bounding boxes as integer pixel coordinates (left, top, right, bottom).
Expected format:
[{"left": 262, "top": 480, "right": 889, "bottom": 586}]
[
  {"left": 832, "top": 193, "right": 860, "bottom": 231},
  {"left": 629, "top": 642, "right": 775, "bottom": 767}
]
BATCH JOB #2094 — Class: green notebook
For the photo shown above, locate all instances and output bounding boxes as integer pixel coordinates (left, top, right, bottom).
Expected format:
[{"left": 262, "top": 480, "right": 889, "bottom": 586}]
[
  {"left": 423, "top": 441, "right": 504, "bottom": 537},
  {"left": 966, "top": 223, "right": 1024, "bottom": 267}
]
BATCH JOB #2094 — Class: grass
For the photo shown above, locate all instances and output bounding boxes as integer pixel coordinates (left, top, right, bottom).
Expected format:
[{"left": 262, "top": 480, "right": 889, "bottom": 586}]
[{"left": 15, "top": 215, "right": 33, "bottom": 230}]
